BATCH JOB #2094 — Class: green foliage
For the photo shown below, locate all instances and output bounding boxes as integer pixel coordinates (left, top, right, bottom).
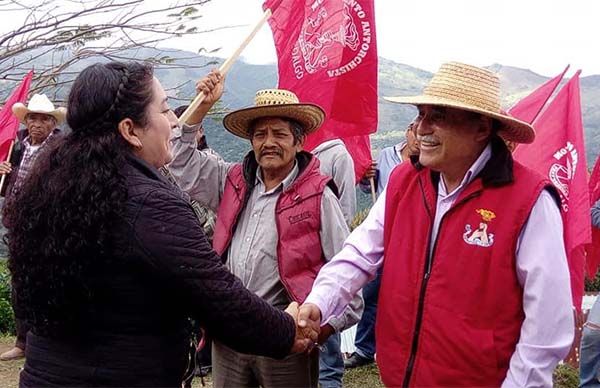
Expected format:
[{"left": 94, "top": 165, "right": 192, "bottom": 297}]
[
  {"left": 0, "top": 260, "right": 15, "bottom": 335},
  {"left": 586, "top": 268, "right": 600, "bottom": 292},
  {"left": 553, "top": 363, "right": 579, "bottom": 388}
]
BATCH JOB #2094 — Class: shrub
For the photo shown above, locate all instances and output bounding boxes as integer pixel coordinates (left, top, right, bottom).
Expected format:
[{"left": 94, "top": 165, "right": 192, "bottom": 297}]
[{"left": 0, "top": 259, "right": 15, "bottom": 334}]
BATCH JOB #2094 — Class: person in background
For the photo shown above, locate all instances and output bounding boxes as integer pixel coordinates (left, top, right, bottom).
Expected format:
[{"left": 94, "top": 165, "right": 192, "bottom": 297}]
[
  {"left": 3, "top": 61, "right": 316, "bottom": 387},
  {"left": 0, "top": 94, "right": 65, "bottom": 362},
  {"left": 169, "top": 70, "right": 363, "bottom": 388},
  {"left": 299, "top": 62, "right": 574, "bottom": 387},
  {"left": 346, "top": 121, "right": 419, "bottom": 370},
  {"left": 579, "top": 199, "right": 600, "bottom": 387},
  {"left": 312, "top": 137, "right": 359, "bottom": 387},
  {"left": 312, "top": 138, "right": 356, "bottom": 225}
]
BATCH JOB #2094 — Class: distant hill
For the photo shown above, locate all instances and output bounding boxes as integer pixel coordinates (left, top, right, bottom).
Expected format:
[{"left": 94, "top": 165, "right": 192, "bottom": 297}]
[{"left": 3, "top": 47, "right": 600, "bottom": 168}]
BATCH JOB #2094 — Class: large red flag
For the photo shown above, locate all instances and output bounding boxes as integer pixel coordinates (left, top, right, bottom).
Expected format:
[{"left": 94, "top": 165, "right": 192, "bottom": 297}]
[
  {"left": 514, "top": 71, "right": 590, "bottom": 309},
  {"left": 586, "top": 157, "right": 600, "bottom": 277},
  {"left": 0, "top": 71, "right": 34, "bottom": 161},
  {"left": 263, "top": 0, "right": 378, "bottom": 179},
  {"left": 508, "top": 65, "right": 569, "bottom": 124}
]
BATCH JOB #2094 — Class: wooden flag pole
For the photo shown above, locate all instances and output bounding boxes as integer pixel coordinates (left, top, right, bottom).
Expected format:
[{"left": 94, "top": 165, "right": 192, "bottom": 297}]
[
  {"left": 178, "top": 8, "right": 273, "bottom": 127},
  {"left": 0, "top": 140, "right": 15, "bottom": 194},
  {"left": 369, "top": 177, "right": 377, "bottom": 204}
]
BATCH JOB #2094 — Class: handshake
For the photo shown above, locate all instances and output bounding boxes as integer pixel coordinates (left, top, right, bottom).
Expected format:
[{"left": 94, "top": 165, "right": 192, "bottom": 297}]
[{"left": 284, "top": 302, "right": 334, "bottom": 354}]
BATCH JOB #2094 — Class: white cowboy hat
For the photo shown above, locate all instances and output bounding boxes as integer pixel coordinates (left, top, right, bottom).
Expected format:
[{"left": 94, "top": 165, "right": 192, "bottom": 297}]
[
  {"left": 384, "top": 62, "right": 535, "bottom": 144},
  {"left": 12, "top": 94, "right": 67, "bottom": 125},
  {"left": 223, "top": 89, "right": 325, "bottom": 139}
]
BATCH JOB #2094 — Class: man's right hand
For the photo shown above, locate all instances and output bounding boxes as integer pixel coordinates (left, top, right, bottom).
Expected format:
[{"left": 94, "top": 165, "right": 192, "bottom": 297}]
[
  {"left": 196, "top": 69, "right": 224, "bottom": 107},
  {"left": 186, "top": 69, "right": 225, "bottom": 125},
  {"left": 297, "top": 303, "right": 322, "bottom": 351},
  {"left": 0, "top": 161, "right": 12, "bottom": 175}
]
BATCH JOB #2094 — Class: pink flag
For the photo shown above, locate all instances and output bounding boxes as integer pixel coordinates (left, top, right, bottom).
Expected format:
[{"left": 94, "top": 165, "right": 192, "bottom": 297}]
[
  {"left": 0, "top": 71, "right": 34, "bottom": 161},
  {"left": 263, "top": 0, "right": 378, "bottom": 178},
  {"left": 514, "top": 71, "right": 591, "bottom": 308},
  {"left": 508, "top": 65, "right": 569, "bottom": 124}
]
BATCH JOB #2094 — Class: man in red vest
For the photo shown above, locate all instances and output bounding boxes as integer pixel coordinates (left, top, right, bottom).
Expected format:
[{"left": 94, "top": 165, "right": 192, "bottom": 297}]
[
  {"left": 299, "top": 62, "right": 574, "bottom": 387},
  {"left": 169, "top": 70, "right": 363, "bottom": 388}
]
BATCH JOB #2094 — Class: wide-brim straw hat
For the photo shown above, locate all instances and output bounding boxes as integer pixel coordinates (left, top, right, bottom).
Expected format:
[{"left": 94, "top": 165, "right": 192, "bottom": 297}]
[
  {"left": 12, "top": 93, "right": 67, "bottom": 124},
  {"left": 384, "top": 62, "right": 535, "bottom": 144},
  {"left": 223, "top": 89, "right": 325, "bottom": 139}
]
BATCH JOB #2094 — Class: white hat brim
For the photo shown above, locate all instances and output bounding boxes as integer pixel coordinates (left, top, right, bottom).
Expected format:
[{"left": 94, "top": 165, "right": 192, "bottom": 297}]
[{"left": 12, "top": 103, "right": 67, "bottom": 125}]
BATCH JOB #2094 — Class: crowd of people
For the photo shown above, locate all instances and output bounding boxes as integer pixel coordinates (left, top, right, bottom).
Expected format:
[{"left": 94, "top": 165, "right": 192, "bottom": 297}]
[{"left": 0, "top": 59, "right": 588, "bottom": 387}]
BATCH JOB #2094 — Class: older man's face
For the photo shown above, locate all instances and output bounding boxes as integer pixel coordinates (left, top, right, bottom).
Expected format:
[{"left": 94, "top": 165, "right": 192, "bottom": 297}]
[
  {"left": 25, "top": 113, "right": 56, "bottom": 145},
  {"left": 414, "top": 105, "right": 490, "bottom": 174},
  {"left": 250, "top": 117, "right": 303, "bottom": 180}
]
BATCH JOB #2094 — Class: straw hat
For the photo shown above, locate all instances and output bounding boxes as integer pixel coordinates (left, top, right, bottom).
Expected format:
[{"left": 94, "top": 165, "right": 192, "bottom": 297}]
[
  {"left": 12, "top": 94, "right": 66, "bottom": 124},
  {"left": 384, "top": 62, "right": 535, "bottom": 144},
  {"left": 223, "top": 89, "right": 325, "bottom": 139}
]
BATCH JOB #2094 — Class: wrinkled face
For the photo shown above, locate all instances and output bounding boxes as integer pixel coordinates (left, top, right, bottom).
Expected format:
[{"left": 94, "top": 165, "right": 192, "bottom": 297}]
[
  {"left": 405, "top": 123, "right": 420, "bottom": 156},
  {"left": 250, "top": 117, "right": 304, "bottom": 177},
  {"left": 135, "top": 77, "right": 178, "bottom": 168},
  {"left": 25, "top": 113, "right": 55, "bottom": 145},
  {"left": 414, "top": 105, "right": 489, "bottom": 173}
]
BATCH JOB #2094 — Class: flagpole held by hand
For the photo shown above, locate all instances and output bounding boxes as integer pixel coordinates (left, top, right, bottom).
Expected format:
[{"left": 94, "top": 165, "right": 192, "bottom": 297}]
[
  {"left": 369, "top": 177, "right": 377, "bottom": 204},
  {"left": 178, "top": 9, "right": 273, "bottom": 127},
  {"left": 0, "top": 140, "right": 15, "bottom": 194}
]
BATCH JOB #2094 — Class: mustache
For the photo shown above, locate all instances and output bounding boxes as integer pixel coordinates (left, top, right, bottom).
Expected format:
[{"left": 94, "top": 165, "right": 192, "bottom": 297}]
[{"left": 259, "top": 148, "right": 283, "bottom": 157}]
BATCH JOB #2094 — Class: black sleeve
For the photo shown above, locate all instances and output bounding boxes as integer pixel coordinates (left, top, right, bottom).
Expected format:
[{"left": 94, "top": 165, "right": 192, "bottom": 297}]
[{"left": 131, "top": 189, "right": 295, "bottom": 359}]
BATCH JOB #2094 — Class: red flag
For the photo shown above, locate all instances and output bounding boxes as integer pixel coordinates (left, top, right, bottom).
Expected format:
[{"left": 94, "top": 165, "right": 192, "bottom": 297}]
[
  {"left": 508, "top": 65, "right": 569, "bottom": 124},
  {"left": 586, "top": 157, "right": 600, "bottom": 277},
  {"left": 342, "top": 135, "right": 371, "bottom": 182},
  {"left": 514, "top": 71, "right": 591, "bottom": 309},
  {"left": 0, "top": 71, "right": 34, "bottom": 161},
  {"left": 263, "top": 0, "right": 378, "bottom": 175}
]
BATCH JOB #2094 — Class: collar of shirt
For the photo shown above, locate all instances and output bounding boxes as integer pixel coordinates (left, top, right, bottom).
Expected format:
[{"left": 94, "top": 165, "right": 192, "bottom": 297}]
[
  {"left": 438, "top": 143, "right": 492, "bottom": 199},
  {"left": 394, "top": 141, "right": 407, "bottom": 162},
  {"left": 255, "top": 160, "right": 299, "bottom": 195}
]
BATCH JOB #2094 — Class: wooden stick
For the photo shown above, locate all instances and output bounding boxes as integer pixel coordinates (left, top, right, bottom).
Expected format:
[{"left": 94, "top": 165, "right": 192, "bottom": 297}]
[
  {"left": 178, "top": 8, "right": 273, "bottom": 126},
  {"left": 0, "top": 140, "right": 15, "bottom": 194},
  {"left": 369, "top": 177, "right": 377, "bottom": 204}
]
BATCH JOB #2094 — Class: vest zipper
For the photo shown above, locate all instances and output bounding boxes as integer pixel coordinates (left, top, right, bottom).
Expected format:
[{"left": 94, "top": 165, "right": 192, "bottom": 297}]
[{"left": 402, "top": 179, "right": 479, "bottom": 387}]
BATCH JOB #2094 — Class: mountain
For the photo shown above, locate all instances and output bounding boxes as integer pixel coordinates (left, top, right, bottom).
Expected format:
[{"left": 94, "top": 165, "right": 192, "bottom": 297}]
[{"left": 2, "top": 47, "right": 600, "bottom": 168}]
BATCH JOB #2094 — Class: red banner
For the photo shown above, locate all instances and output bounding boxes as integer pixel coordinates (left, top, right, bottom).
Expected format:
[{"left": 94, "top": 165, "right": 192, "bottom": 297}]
[
  {"left": 586, "top": 157, "right": 600, "bottom": 277},
  {"left": 508, "top": 65, "right": 568, "bottom": 124},
  {"left": 263, "top": 0, "right": 378, "bottom": 179},
  {"left": 514, "top": 71, "right": 591, "bottom": 309},
  {"left": 0, "top": 71, "right": 33, "bottom": 161}
]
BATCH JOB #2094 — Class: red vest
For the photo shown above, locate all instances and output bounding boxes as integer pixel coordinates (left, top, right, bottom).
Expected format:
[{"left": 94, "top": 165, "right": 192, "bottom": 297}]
[
  {"left": 376, "top": 157, "right": 554, "bottom": 387},
  {"left": 212, "top": 153, "right": 332, "bottom": 303}
]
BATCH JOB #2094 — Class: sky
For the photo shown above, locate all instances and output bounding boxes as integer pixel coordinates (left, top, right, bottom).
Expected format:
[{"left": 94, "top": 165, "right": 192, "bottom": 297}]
[{"left": 156, "top": 0, "right": 600, "bottom": 77}]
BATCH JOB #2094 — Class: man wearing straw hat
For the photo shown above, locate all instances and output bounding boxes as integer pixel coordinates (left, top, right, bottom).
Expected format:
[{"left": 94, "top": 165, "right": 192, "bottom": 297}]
[
  {"left": 299, "top": 62, "right": 574, "bottom": 387},
  {"left": 169, "top": 70, "right": 363, "bottom": 388},
  {"left": 0, "top": 93, "right": 65, "bottom": 361}
]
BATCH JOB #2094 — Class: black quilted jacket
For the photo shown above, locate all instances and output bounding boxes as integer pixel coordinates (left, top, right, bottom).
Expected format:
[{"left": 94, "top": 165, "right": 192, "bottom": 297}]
[{"left": 20, "top": 156, "right": 295, "bottom": 387}]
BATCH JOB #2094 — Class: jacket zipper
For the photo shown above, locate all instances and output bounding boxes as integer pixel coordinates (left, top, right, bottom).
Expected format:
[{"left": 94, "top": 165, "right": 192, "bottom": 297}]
[{"left": 402, "top": 179, "right": 479, "bottom": 387}]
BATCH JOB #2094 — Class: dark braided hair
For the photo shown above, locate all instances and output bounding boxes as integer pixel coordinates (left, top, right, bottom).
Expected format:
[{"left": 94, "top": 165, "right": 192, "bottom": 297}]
[{"left": 4, "top": 61, "right": 154, "bottom": 336}]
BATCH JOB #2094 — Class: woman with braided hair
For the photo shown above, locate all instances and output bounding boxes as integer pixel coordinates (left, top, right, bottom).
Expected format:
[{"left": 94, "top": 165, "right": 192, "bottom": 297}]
[{"left": 3, "top": 61, "right": 317, "bottom": 387}]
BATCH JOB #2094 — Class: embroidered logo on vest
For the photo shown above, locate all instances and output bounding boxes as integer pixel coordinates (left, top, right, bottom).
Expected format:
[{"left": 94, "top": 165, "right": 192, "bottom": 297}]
[
  {"left": 463, "top": 208, "right": 496, "bottom": 247},
  {"left": 288, "top": 211, "right": 312, "bottom": 225}
]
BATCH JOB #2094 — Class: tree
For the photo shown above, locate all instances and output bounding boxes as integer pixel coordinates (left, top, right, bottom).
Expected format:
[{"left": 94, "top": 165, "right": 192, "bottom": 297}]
[{"left": 0, "top": 0, "right": 223, "bottom": 102}]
